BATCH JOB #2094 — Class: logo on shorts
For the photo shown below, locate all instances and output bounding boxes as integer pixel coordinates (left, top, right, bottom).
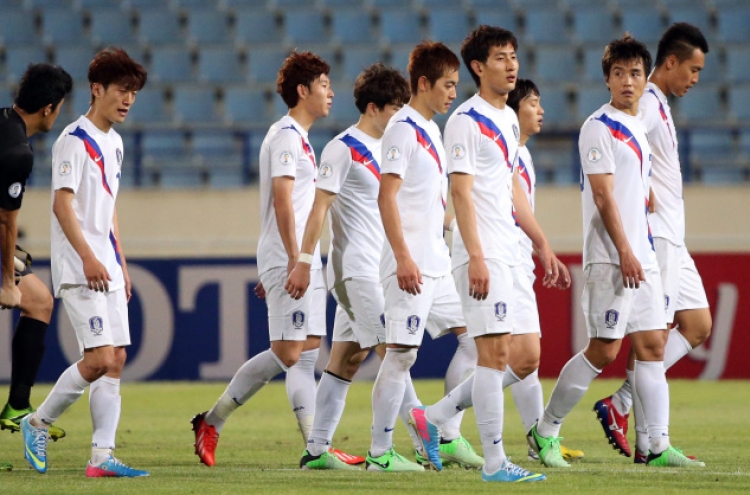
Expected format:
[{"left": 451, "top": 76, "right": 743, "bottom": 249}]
[
  {"left": 406, "top": 315, "right": 421, "bottom": 335},
  {"left": 89, "top": 316, "right": 104, "bottom": 336},
  {"left": 292, "top": 310, "right": 305, "bottom": 329},
  {"left": 8, "top": 182, "right": 21, "bottom": 199},
  {"left": 494, "top": 301, "right": 507, "bottom": 321},
  {"left": 380, "top": 314, "right": 386, "bottom": 328},
  {"left": 664, "top": 295, "right": 670, "bottom": 312},
  {"left": 604, "top": 309, "right": 619, "bottom": 329}
]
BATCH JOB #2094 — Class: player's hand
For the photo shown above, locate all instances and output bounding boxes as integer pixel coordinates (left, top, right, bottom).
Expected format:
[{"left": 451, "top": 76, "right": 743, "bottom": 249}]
[
  {"left": 554, "top": 257, "right": 571, "bottom": 290},
  {"left": 286, "top": 255, "right": 298, "bottom": 277},
  {"left": 254, "top": 282, "right": 266, "bottom": 299},
  {"left": 123, "top": 267, "right": 132, "bottom": 302},
  {"left": 0, "top": 285, "right": 21, "bottom": 309},
  {"left": 285, "top": 262, "right": 311, "bottom": 300},
  {"left": 538, "top": 244, "right": 559, "bottom": 288},
  {"left": 83, "top": 255, "right": 112, "bottom": 292},
  {"left": 468, "top": 257, "right": 490, "bottom": 300},
  {"left": 618, "top": 249, "right": 646, "bottom": 289},
  {"left": 396, "top": 255, "right": 422, "bottom": 295}
]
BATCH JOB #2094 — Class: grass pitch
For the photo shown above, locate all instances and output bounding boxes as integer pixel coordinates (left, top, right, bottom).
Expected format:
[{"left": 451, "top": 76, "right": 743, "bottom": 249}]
[{"left": 1, "top": 379, "right": 748, "bottom": 494}]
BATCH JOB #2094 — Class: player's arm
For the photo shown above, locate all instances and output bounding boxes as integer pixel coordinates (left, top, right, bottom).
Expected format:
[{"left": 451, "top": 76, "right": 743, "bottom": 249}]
[
  {"left": 588, "top": 173, "right": 645, "bottom": 289},
  {"left": 379, "top": 172, "right": 421, "bottom": 295},
  {"left": 0, "top": 207, "right": 21, "bottom": 308},
  {"left": 450, "top": 172, "right": 488, "bottom": 300},
  {"left": 285, "top": 188, "right": 336, "bottom": 299},
  {"left": 112, "top": 207, "right": 131, "bottom": 301},
  {"left": 272, "top": 175, "right": 298, "bottom": 275}
]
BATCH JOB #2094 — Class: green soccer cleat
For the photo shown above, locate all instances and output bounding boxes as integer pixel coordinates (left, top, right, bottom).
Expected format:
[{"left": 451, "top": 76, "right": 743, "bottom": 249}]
[
  {"left": 529, "top": 424, "right": 570, "bottom": 468},
  {"left": 646, "top": 446, "right": 706, "bottom": 468},
  {"left": 414, "top": 449, "right": 429, "bottom": 467},
  {"left": 366, "top": 448, "right": 425, "bottom": 472},
  {"left": 300, "top": 449, "right": 361, "bottom": 470},
  {"left": 0, "top": 404, "right": 66, "bottom": 441},
  {"left": 439, "top": 437, "right": 484, "bottom": 469}
]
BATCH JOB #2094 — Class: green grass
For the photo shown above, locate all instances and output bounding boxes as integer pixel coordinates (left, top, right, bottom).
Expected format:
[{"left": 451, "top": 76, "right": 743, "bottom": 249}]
[{"left": 1, "top": 379, "right": 748, "bottom": 494}]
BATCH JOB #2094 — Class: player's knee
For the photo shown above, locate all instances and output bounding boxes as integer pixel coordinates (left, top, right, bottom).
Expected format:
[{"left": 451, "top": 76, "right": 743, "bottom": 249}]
[
  {"left": 513, "top": 357, "right": 539, "bottom": 379},
  {"left": 279, "top": 354, "right": 300, "bottom": 369},
  {"left": 344, "top": 349, "right": 369, "bottom": 375},
  {"left": 385, "top": 347, "right": 418, "bottom": 371}
]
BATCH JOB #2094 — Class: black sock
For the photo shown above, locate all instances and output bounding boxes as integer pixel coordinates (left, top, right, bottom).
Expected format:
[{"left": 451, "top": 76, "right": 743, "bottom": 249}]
[{"left": 8, "top": 317, "right": 49, "bottom": 410}]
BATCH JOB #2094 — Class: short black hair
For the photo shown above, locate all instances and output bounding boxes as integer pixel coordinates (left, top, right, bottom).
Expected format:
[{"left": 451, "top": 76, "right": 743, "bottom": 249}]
[
  {"left": 507, "top": 78, "right": 539, "bottom": 114},
  {"left": 655, "top": 22, "right": 709, "bottom": 67},
  {"left": 602, "top": 33, "right": 652, "bottom": 78},
  {"left": 461, "top": 25, "right": 518, "bottom": 87},
  {"left": 353, "top": 63, "right": 410, "bottom": 114},
  {"left": 14, "top": 64, "right": 73, "bottom": 114}
]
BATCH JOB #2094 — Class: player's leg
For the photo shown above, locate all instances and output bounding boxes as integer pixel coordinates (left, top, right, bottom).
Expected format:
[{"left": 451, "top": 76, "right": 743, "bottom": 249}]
[
  {"left": 439, "top": 327, "right": 475, "bottom": 444},
  {"left": 668, "top": 247, "right": 711, "bottom": 365}
]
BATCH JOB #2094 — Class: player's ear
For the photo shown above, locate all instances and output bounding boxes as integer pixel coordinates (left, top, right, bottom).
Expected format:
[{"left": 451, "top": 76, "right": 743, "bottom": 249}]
[
  {"left": 470, "top": 59, "right": 483, "bottom": 80},
  {"left": 297, "top": 83, "right": 309, "bottom": 101},
  {"left": 417, "top": 75, "right": 430, "bottom": 93},
  {"left": 42, "top": 103, "right": 53, "bottom": 117},
  {"left": 665, "top": 54, "right": 677, "bottom": 71}
]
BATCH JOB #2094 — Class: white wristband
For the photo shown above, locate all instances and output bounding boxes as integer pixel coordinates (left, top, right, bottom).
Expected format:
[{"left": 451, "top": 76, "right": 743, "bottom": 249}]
[
  {"left": 448, "top": 218, "right": 457, "bottom": 232},
  {"left": 298, "top": 253, "right": 314, "bottom": 264}
]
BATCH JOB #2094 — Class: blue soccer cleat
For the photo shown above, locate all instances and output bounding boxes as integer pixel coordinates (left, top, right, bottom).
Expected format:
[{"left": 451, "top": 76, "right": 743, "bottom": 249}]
[
  {"left": 85, "top": 456, "right": 149, "bottom": 477},
  {"left": 21, "top": 416, "right": 48, "bottom": 473},
  {"left": 408, "top": 406, "right": 441, "bottom": 471},
  {"left": 482, "top": 459, "right": 547, "bottom": 482}
]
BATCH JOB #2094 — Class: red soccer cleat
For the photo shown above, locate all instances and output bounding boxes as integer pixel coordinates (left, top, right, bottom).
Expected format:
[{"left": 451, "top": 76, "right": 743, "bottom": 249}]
[
  {"left": 593, "top": 397, "right": 631, "bottom": 457},
  {"left": 192, "top": 412, "right": 219, "bottom": 467},
  {"left": 328, "top": 447, "right": 365, "bottom": 465}
]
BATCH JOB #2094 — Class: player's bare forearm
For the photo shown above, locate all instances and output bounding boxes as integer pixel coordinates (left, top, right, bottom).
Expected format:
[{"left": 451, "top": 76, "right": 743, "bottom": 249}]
[
  {"left": 299, "top": 189, "right": 336, "bottom": 259},
  {"left": 272, "top": 176, "right": 299, "bottom": 264},
  {"left": 378, "top": 173, "right": 410, "bottom": 262},
  {"left": 0, "top": 208, "right": 19, "bottom": 287}
]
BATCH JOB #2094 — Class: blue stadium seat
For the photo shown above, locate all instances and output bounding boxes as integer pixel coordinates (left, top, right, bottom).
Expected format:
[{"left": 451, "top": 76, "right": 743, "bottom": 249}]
[
  {"left": 186, "top": 10, "right": 231, "bottom": 44},
  {"left": 428, "top": 8, "right": 471, "bottom": 45},
  {"left": 728, "top": 85, "right": 750, "bottom": 122},
  {"left": 620, "top": 7, "right": 665, "bottom": 45},
  {"left": 248, "top": 47, "right": 289, "bottom": 83},
  {"left": 197, "top": 47, "right": 244, "bottom": 83},
  {"left": 4, "top": 46, "right": 47, "bottom": 83},
  {"left": 235, "top": 10, "right": 281, "bottom": 45},
  {"left": 54, "top": 45, "right": 95, "bottom": 83},
  {"left": 371, "top": 0, "right": 405, "bottom": 7},
  {"left": 717, "top": 8, "right": 750, "bottom": 43},
  {"left": 224, "top": 87, "right": 270, "bottom": 124},
  {"left": 223, "top": 0, "right": 269, "bottom": 7},
  {"left": 307, "top": 129, "right": 336, "bottom": 160},
  {"left": 537, "top": 88, "right": 570, "bottom": 126},
  {"left": 331, "top": 10, "right": 375, "bottom": 45},
  {"left": 284, "top": 10, "right": 328, "bottom": 45},
  {"left": 142, "top": 130, "right": 187, "bottom": 157},
  {"left": 0, "top": 0, "right": 24, "bottom": 8},
  {"left": 468, "top": 0, "right": 513, "bottom": 8},
  {"left": 123, "top": 0, "right": 171, "bottom": 8},
  {"left": 387, "top": 44, "right": 413, "bottom": 74},
  {"left": 192, "top": 132, "right": 243, "bottom": 188},
  {"left": 690, "top": 129, "right": 738, "bottom": 183},
  {"left": 676, "top": 85, "right": 722, "bottom": 123},
  {"left": 422, "top": 0, "right": 463, "bottom": 7},
  {"left": 173, "top": 87, "right": 220, "bottom": 123},
  {"left": 576, "top": 84, "right": 611, "bottom": 121},
  {"left": 582, "top": 45, "right": 606, "bottom": 83},
  {"left": 725, "top": 46, "right": 750, "bottom": 84},
  {"left": 150, "top": 46, "right": 194, "bottom": 83},
  {"left": 272, "top": 93, "right": 288, "bottom": 119},
  {"left": 379, "top": 9, "right": 422, "bottom": 45},
  {"left": 696, "top": 50, "right": 722, "bottom": 84},
  {"left": 340, "top": 47, "right": 383, "bottom": 80},
  {"left": 524, "top": 9, "right": 568, "bottom": 44},
  {"left": 533, "top": 45, "right": 577, "bottom": 83},
  {"left": 90, "top": 10, "right": 138, "bottom": 46},
  {"left": 666, "top": 6, "right": 712, "bottom": 38},
  {"left": 138, "top": 9, "right": 184, "bottom": 45},
  {"left": 126, "top": 89, "right": 169, "bottom": 125},
  {"left": 41, "top": 9, "right": 83, "bottom": 46},
  {"left": 174, "top": 0, "right": 218, "bottom": 7},
  {"left": 740, "top": 129, "right": 750, "bottom": 155},
  {"left": 572, "top": 8, "right": 616, "bottom": 45},
  {"left": 25, "top": 0, "right": 72, "bottom": 9},
  {"left": 70, "top": 86, "right": 93, "bottom": 118},
  {"left": 320, "top": 0, "right": 365, "bottom": 7},
  {"left": 472, "top": 10, "right": 519, "bottom": 35},
  {"left": 0, "top": 11, "right": 36, "bottom": 45},
  {"left": 328, "top": 94, "right": 361, "bottom": 127}
]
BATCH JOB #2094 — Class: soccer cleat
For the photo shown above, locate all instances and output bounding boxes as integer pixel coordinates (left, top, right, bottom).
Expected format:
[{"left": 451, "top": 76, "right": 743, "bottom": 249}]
[
  {"left": 561, "top": 444, "right": 585, "bottom": 462},
  {"left": 191, "top": 412, "right": 219, "bottom": 467},
  {"left": 439, "top": 437, "right": 484, "bottom": 469},
  {"left": 528, "top": 424, "right": 569, "bottom": 468},
  {"left": 85, "top": 456, "right": 149, "bottom": 477},
  {"left": 300, "top": 449, "right": 361, "bottom": 470},
  {"left": 593, "top": 397, "right": 631, "bottom": 457},
  {"left": 414, "top": 449, "right": 429, "bottom": 467},
  {"left": 0, "top": 462, "right": 12, "bottom": 471},
  {"left": 646, "top": 446, "right": 706, "bottom": 468},
  {"left": 482, "top": 459, "right": 546, "bottom": 482},
  {"left": 366, "top": 448, "right": 425, "bottom": 472},
  {"left": 634, "top": 449, "right": 648, "bottom": 464},
  {"left": 0, "top": 404, "right": 66, "bottom": 441},
  {"left": 527, "top": 447, "right": 540, "bottom": 461},
  {"left": 328, "top": 447, "right": 365, "bottom": 465},
  {"left": 21, "top": 416, "right": 47, "bottom": 473},
  {"left": 408, "top": 406, "right": 441, "bottom": 471}
]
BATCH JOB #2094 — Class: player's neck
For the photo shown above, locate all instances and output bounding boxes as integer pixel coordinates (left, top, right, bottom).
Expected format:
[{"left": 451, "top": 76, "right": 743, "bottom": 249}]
[
  {"left": 12, "top": 105, "right": 39, "bottom": 137},
  {"left": 408, "top": 97, "right": 434, "bottom": 121},
  {"left": 355, "top": 115, "right": 383, "bottom": 140},
  {"left": 287, "top": 107, "right": 316, "bottom": 132},
  {"left": 86, "top": 108, "right": 113, "bottom": 133},
  {"left": 520, "top": 133, "right": 529, "bottom": 147},
  {"left": 477, "top": 87, "right": 508, "bottom": 110},
  {"left": 610, "top": 99, "right": 638, "bottom": 116},
  {"left": 648, "top": 69, "right": 670, "bottom": 97}
]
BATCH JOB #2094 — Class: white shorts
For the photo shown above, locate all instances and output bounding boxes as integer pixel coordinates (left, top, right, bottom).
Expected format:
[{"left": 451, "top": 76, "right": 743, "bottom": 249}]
[
  {"left": 260, "top": 267, "right": 327, "bottom": 342},
  {"left": 61, "top": 286, "right": 130, "bottom": 355},
  {"left": 382, "top": 274, "right": 465, "bottom": 347},
  {"left": 654, "top": 238, "right": 709, "bottom": 323},
  {"left": 331, "top": 277, "right": 385, "bottom": 349},
  {"left": 514, "top": 266, "right": 541, "bottom": 336},
  {"left": 582, "top": 263, "right": 666, "bottom": 339}
]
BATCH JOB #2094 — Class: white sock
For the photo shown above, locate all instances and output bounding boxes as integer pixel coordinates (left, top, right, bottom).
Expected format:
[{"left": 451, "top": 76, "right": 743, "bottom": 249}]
[
  {"left": 611, "top": 376, "right": 633, "bottom": 416},
  {"left": 35, "top": 362, "right": 90, "bottom": 426},
  {"left": 473, "top": 366, "right": 506, "bottom": 473},
  {"left": 510, "top": 369, "right": 544, "bottom": 434},
  {"left": 205, "top": 349, "right": 286, "bottom": 433},
  {"left": 634, "top": 360, "right": 670, "bottom": 454},
  {"left": 398, "top": 374, "right": 423, "bottom": 452},
  {"left": 629, "top": 368, "right": 648, "bottom": 454},
  {"left": 441, "top": 333, "right": 476, "bottom": 441},
  {"left": 370, "top": 348, "right": 417, "bottom": 457},
  {"left": 664, "top": 328, "right": 693, "bottom": 370},
  {"left": 286, "top": 348, "right": 319, "bottom": 443},
  {"left": 539, "top": 352, "right": 600, "bottom": 438},
  {"left": 425, "top": 373, "right": 473, "bottom": 428},
  {"left": 502, "top": 365, "right": 521, "bottom": 389},
  {"left": 307, "top": 371, "right": 350, "bottom": 456},
  {"left": 90, "top": 375, "right": 121, "bottom": 462}
]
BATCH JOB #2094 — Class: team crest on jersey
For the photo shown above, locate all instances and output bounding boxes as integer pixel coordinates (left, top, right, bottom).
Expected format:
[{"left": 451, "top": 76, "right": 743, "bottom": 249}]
[
  {"left": 279, "top": 151, "right": 294, "bottom": 165},
  {"left": 386, "top": 146, "right": 401, "bottom": 161},
  {"left": 319, "top": 163, "right": 333, "bottom": 178},
  {"left": 292, "top": 310, "right": 306, "bottom": 329},
  {"left": 604, "top": 309, "right": 619, "bottom": 329},
  {"left": 116, "top": 148, "right": 123, "bottom": 166},
  {"left": 512, "top": 123, "right": 520, "bottom": 142},
  {"left": 406, "top": 315, "right": 420, "bottom": 335},
  {"left": 494, "top": 302, "right": 507, "bottom": 322},
  {"left": 587, "top": 147, "right": 602, "bottom": 163},
  {"left": 451, "top": 144, "right": 466, "bottom": 160},
  {"left": 7, "top": 182, "right": 21, "bottom": 199},
  {"left": 58, "top": 161, "right": 72, "bottom": 176},
  {"left": 89, "top": 316, "right": 104, "bottom": 336}
]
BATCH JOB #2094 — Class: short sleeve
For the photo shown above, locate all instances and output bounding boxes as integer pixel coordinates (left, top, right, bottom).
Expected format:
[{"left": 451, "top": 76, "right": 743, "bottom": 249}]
[
  {"left": 0, "top": 147, "right": 32, "bottom": 211},
  {"left": 269, "top": 128, "right": 301, "bottom": 179},
  {"left": 579, "top": 119, "right": 616, "bottom": 175},
  {"left": 445, "top": 113, "right": 480, "bottom": 176},
  {"left": 380, "top": 121, "right": 417, "bottom": 178},
  {"left": 51, "top": 134, "right": 87, "bottom": 194},
  {"left": 316, "top": 138, "right": 352, "bottom": 194}
]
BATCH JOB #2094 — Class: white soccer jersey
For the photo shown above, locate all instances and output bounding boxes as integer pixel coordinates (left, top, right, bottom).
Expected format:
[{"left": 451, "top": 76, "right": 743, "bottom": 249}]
[
  {"left": 257, "top": 115, "right": 322, "bottom": 275},
  {"left": 445, "top": 95, "right": 521, "bottom": 269},
  {"left": 317, "top": 126, "right": 384, "bottom": 287},
  {"left": 517, "top": 145, "right": 536, "bottom": 277},
  {"left": 379, "top": 104, "right": 450, "bottom": 280},
  {"left": 50, "top": 115, "right": 125, "bottom": 296},
  {"left": 579, "top": 104, "right": 656, "bottom": 269},
  {"left": 640, "top": 82, "right": 684, "bottom": 246}
]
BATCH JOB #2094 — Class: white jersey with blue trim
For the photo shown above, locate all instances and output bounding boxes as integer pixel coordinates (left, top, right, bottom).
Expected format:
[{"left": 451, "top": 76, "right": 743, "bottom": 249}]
[
  {"left": 317, "top": 125, "right": 384, "bottom": 287},
  {"left": 379, "top": 104, "right": 449, "bottom": 280},
  {"left": 50, "top": 115, "right": 125, "bottom": 296},
  {"left": 579, "top": 104, "right": 656, "bottom": 269},
  {"left": 444, "top": 94, "right": 521, "bottom": 269},
  {"left": 517, "top": 145, "right": 536, "bottom": 278},
  {"left": 257, "top": 115, "right": 322, "bottom": 276}
]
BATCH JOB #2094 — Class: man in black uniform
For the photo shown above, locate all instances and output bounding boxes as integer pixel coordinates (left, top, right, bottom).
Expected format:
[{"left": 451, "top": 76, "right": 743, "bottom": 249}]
[{"left": 0, "top": 65, "right": 72, "bottom": 465}]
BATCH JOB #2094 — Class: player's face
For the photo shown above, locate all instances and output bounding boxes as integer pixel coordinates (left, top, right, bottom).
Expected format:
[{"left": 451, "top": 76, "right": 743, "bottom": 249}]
[
  {"left": 372, "top": 103, "right": 401, "bottom": 133},
  {"left": 94, "top": 83, "right": 137, "bottom": 125},
  {"left": 305, "top": 74, "right": 333, "bottom": 118},
  {"left": 668, "top": 48, "right": 705, "bottom": 97},
  {"left": 605, "top": 58, "right": 646, "bottom": 115},
  {"left": 40, "top": 98, "right": 64, "bottom": 133},
  {"left": 475, "top": 43, "right": 518, "bottom": 95},
  {"left": 425, "top": 70, "right": 458, "bottom": 115},
  {"left": 518, "top": 93, "right": 544, "bottom": 137}
]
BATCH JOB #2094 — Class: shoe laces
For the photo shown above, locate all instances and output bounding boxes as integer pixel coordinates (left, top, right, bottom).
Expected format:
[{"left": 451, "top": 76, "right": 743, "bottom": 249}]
[
  {"left": 502, "top": 459, "right": 532, "bottom": 477},
  {"left": 31, "top": 428, "right": 47, "bottom": 458},
  {"left": 201, "top": 423, "right": 219, "bottom": 449}
]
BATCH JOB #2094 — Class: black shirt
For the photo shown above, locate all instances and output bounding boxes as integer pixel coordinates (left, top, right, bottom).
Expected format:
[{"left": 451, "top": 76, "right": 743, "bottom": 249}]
[{"left": 0, "top": 107, "right": 33, "bottom": 211}]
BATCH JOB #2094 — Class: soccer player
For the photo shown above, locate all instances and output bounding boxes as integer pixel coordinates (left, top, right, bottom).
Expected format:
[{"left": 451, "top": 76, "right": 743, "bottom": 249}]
[
  {"left": 0, "top": 64, "right": 72, "bottom": 449},
  {"left": 192, "top": 51, "right": 334, "bottom": 467},
  {"left": 21, "top": 48, "right": 149, "bottom": 477},
  {"left": 593, "top": 23, "right": 712, "bottom": 463},
  {"left": 528, "top": 34, "right": 704, "bottom": 469}
]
